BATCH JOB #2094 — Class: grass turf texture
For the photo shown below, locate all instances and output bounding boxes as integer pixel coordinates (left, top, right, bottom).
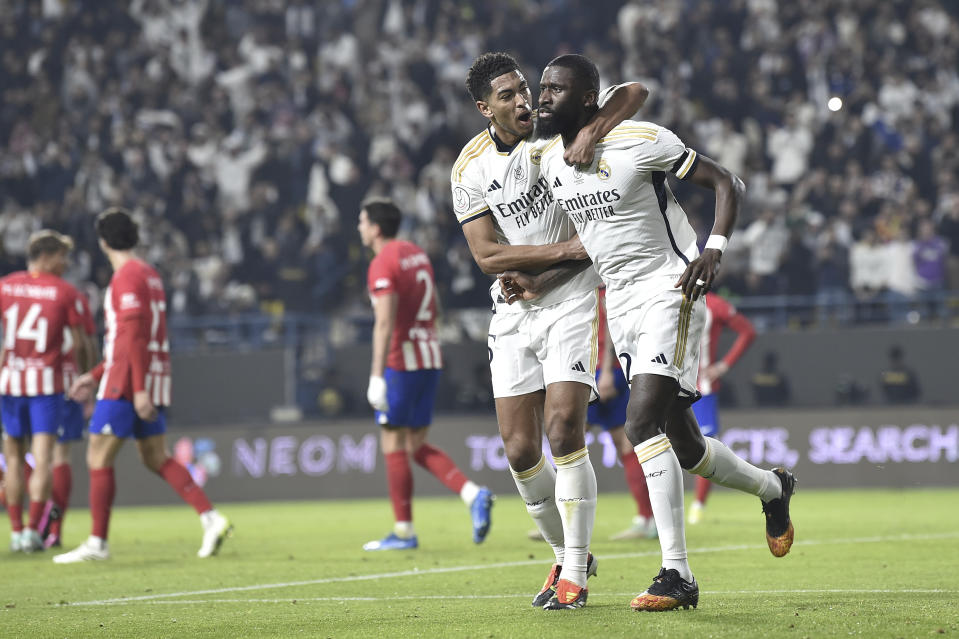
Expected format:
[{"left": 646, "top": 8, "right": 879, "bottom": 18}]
[{"left": 1, "top": 489, "right": 957, "bottom": 638}]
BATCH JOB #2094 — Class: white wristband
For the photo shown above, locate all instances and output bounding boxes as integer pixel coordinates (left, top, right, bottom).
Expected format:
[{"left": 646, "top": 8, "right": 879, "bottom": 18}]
[{"left": 705, "top": 234, "right": 728, "bottom": 253}]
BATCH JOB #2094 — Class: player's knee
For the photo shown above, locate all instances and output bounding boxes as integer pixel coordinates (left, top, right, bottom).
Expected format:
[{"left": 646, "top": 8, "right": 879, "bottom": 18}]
[
  {"left": 611, "top": 428, "right": 634, "bottom": 456},
  {"left": 4, "top": 456, "right": 21, "bottom": 473},
  {"left": 30, "top": 458, "right": 50, "bottom": 474},
  {"left": 86, "top": 449, "right": 105, "bottom": 469},
  {"left": 624, "top": 416, "right": 660, "bottom": 446},
  {"left": 544, "top": 407, "right": 584, "bottom": 449},
  {"left": 136, "top": 445, "right": 167, "bottom": 473},
  {"left": 671, "top": 440, "right": 705, "bottom": 469},
  {"left": 501, "top": 434, "right": 541, "bottom": 471},
  {"left": 144, "top": 453, "right": 167, "bottom": 474},
  {"left": 624, "top": 389, "right": 672, "bottom": 445}
]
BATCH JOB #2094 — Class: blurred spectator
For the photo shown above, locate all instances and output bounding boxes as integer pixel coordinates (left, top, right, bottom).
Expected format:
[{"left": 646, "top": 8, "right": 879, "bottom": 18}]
[
  {"left": 914, "top": 219, "right": 949, "bottom": 292},
  {"left": 741, "top": 209, "right": 789, "bottom": 295},
  {"left": 751, "top": 351, "right": 791, "bottom": 407},
  {"left": 884, "top": 227, "right": 919, "bottom": 320},
  {"left": 766, "top": 113, "right": 813, "bottom": 189},
  {"left": 938, "top": 197, "right": 959, "bottom": 290},
  {"left": 835, "top": 373, "right": 869, "bottom": 406},
  {"left": 849, "top": 228, "right": 887, "bottom": 319},
  {"left": 814, "top": 225, "right": 851, "bottom": 325},
  {"left": 780, "top": 228, "right": 816, "bottom": 298},
  {"left": 879, "top": 345, "right": 921, "bottom": 404}
]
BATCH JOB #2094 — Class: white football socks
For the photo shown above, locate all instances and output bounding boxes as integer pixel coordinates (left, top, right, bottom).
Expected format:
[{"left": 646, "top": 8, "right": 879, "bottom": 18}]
[
  {"left": 635, "top": 434, "right": 692, "bottom": 582},
  {"left": 510, "top": 455, "right": 565, "bottom": 564},
  {"left": 689, "top": 438, "right": 782, "bottom": 503},
  {"left": 553, "top": 447, "right": 597, "bottom": 588},
  {"left": 459, "top": 481, "right": 480, "bottom": 506}
]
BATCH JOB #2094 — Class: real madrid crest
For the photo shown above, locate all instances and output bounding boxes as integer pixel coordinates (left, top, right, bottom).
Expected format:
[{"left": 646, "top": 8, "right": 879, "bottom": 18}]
[{"left": 597, "top": 159, "right": 611, "bottom": 180}]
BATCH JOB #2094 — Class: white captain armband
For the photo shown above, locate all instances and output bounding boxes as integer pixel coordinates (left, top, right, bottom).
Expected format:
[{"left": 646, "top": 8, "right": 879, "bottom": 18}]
[{"left": 705, "top": 234, "right": 728, "bottom": 253}]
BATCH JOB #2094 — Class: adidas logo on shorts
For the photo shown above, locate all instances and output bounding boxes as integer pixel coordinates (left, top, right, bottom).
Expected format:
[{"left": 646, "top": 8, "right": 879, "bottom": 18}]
[
  {"left": 650, "top": 353, "right": 668, "bottom": 365},
  {"left": 571, "top": 361, "right": 587, "bottom": 373}
]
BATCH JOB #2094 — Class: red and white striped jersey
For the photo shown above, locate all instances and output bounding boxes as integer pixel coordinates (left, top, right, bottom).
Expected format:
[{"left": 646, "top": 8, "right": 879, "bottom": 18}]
[
  {"left": 94, "top": 259, "right": 171, "bottom": 406},
  {"left": 62, "top": 292, "right": 96, "bottom": 392},
  {"left": 697, "top": 293, "right": 756, "bottom": 396},
  {"left": 0, "top": 271, "right": 85, "bottom": 396},
  {"left": 367, "top": 240, "right": 442, "bottom": 371}
]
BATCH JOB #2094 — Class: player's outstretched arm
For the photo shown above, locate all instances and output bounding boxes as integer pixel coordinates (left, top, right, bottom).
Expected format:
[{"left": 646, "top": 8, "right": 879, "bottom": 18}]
[
  {"left": 461, "top": 214, "right": 587, "bottom": 275},
  {"left": 674, "top": 154, "right": 745, "bottom": 300},
  {"left": 498, "top": 257, "right": 593, "bottom": 303},
  {"left": 564, "top": 81, "right": 650, "bottom": 166}
]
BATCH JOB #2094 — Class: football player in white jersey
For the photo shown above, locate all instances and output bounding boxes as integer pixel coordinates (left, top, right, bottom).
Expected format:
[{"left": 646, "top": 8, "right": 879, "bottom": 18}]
[
  {"left": 501, "top": 54, "right": 796, "bottom": 613},
  {"left": 452, "top": 52, "right": 648, "bottom": 610}
]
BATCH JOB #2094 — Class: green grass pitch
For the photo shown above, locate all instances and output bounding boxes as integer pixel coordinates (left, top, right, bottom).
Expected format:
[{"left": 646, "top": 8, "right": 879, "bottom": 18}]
[{"left": 1, "top": 488, "right": 957, "bottom": 638}]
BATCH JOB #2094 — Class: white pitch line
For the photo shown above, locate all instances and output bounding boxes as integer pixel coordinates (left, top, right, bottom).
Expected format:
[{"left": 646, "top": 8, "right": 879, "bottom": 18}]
[
  {"left": 75, "top": 589, "right": 959, "bottom": 606},
  {"left": 66, "top": 531, "right": 959, "bottom": 607}
]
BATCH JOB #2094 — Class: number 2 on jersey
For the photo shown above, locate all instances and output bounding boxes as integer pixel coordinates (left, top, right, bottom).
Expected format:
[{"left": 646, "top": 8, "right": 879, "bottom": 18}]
[{"left": 415, "top": 269, "right": 433, "bottom": 321}]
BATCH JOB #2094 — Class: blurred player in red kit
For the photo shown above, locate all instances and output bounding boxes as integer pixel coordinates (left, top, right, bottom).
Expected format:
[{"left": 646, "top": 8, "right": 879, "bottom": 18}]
[
  {"left": 42, "top": 289, "right": 98, "bottom": 548},
  {"left": 359, "top": 198, "right": 493, "bottom": 551},
  {"left": 54, "top": 208, "right": 232, "bottom": 563},
  {"left": 0, "top": 231, "right": 90, "bottom": 552},
  {"left": 687, "top": 293, "right": 756, "bottom": 524}
]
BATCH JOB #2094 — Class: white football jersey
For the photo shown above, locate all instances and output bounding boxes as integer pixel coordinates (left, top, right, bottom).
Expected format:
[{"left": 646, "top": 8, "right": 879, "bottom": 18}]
[
  {"left": 539, "top": 120, "right": 702, "bottom": 318},
  {"left": 449, "top": 87, "right": 625, "bottom": 311}
]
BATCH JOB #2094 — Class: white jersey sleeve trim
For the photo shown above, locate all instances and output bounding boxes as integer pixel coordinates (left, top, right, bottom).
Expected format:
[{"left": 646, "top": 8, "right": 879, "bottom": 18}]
[{"left": 458, "top": 207, "right": 491, "bottom": 225}]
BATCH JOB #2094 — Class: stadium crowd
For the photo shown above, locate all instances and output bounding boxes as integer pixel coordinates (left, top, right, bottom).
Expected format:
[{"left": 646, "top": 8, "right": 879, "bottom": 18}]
[{"left": 1, "top": 0, "right": 958, "bottom": 322}]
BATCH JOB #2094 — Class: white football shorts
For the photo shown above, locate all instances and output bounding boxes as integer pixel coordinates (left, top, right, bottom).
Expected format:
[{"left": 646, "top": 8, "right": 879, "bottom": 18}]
[
  {"left": 607, "top": 287, "right": 705, "bottom": 398},
  {"left": 487, "top": 288, "right": 600, "bottom": 400}
]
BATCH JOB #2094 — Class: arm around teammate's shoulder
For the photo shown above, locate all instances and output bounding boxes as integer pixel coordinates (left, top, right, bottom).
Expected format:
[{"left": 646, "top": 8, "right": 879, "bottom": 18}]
[{"left": 565, "top": 81, "right": 650, "bottom": 166}]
